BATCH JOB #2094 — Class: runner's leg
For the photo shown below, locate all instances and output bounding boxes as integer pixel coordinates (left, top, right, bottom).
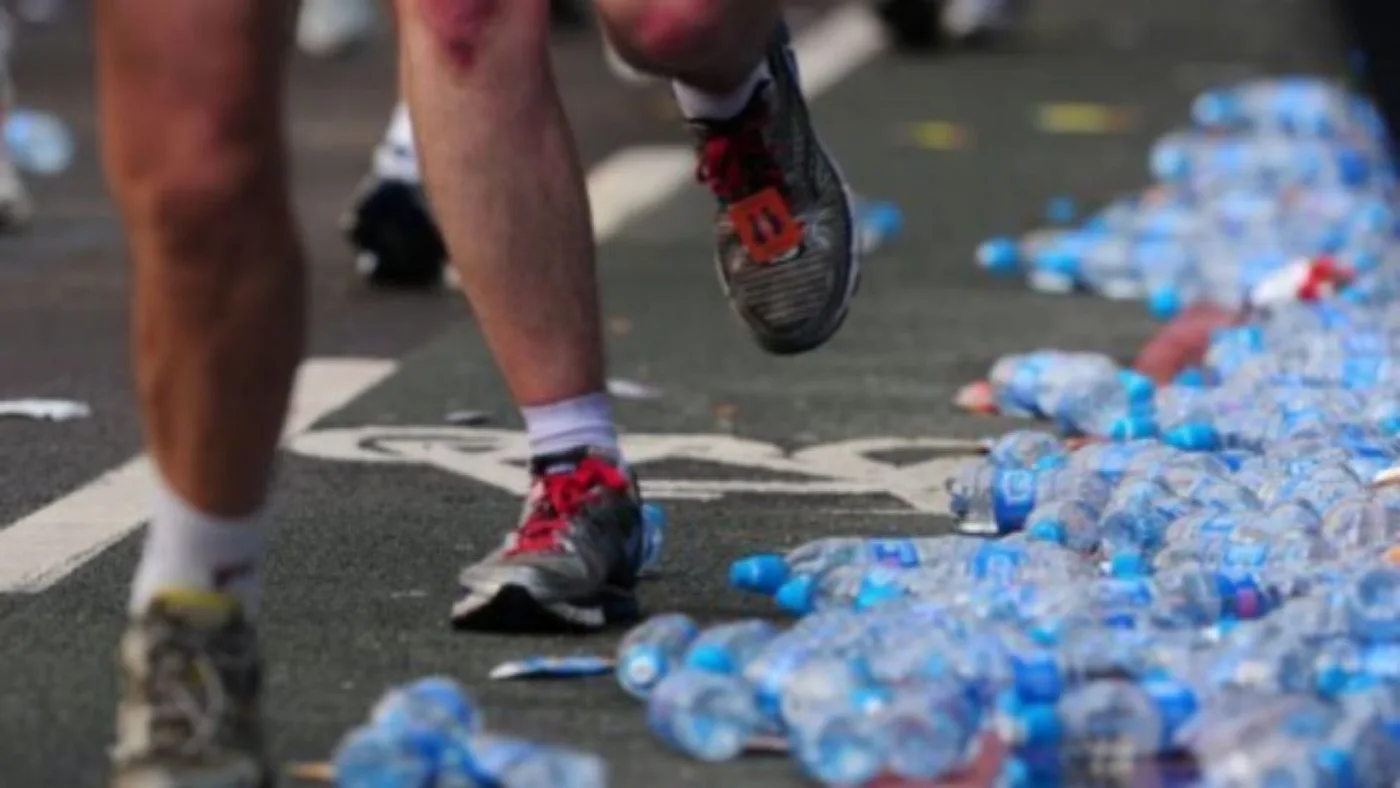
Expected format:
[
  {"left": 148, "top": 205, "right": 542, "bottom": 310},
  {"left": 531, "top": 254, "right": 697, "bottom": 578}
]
[
  {"left": 395, "top": 0, "right": 640, "bottom": 632},
  {"left": 595, "top": 0, "right": 862, "bottom": 355},
  {"left": 99, "top": 0, "right": 298, "bottom": 782}
]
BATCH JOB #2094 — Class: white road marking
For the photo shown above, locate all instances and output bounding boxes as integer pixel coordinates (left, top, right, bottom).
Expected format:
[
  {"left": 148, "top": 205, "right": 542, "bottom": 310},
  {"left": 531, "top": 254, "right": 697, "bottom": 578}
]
[
  {"left": 0, "top": 3, "right": 889, "bottom": 594},
  {"left": 0, "top": 359, "right": 396, "bottom": 593},
  {"left": 284, "top": 426, "right": 981, "bottom": 514}
]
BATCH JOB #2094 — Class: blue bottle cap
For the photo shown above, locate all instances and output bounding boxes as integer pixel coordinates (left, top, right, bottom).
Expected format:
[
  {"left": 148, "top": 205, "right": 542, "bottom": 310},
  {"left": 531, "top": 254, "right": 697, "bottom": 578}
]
[
  {"left": 1117, "top": 369, "right": 1156, "bottom": 402},
  {"left": 1033, "top": 247, "right": 1079, "bottom": 278},
  {"left": 976, "top": 237, "right": 1021, "bottom": 274},
  {"left": 1150, "top": 145, "right": 1191, "bottom": 181},
  {"left": 774, "top": 575, "right": 816, "bottom": 616},
  {"left": 1109, "top": 413, "right": 1158, "bottom": 442},
  {"left": 1016, "top": 703, "right": 1063, "bottom": 745},
  {"left": 728, "top": 554, "right": 789, "bottom": 595},
  {"left": 860, "top": 201, "right": 904, "bottom": 236},
  {"left": 1027, "top": 520, "right": 1067, "bottom": 545},
  {"left": 1147, "top": 288, "right": 1182, "bottom": 321},
  {"left": 1173, "top": 367, "right": 1205, "bottom": 387},
  {"left": 1163, "top": 423, "right": 1220, "bottom": 452},
  {"left": 685, "top": 644, "right": 736, "bottom": 675},
  {"left": 1313, "top": 746, "right": 1356, "bottom": 785},
  {"left": 1110, "top": 552, "right": 1149, "bottom": 577}
]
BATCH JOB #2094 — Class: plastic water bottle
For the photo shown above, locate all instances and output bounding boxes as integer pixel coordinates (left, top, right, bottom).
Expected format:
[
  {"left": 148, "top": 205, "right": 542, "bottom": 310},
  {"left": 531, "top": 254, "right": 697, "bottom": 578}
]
[
  {"left": 368, "top": 676, "right": 481, "bottom": 736},
  {"left": 616, "top": 613, "right": 700, "bottom": 698},
  {"left": 948, "top": 463, "right": 1111, "bottom": 533},
  {"left": 3, "top": 107, "right": 73, "bottom": 175},
  {"left": 731, "top": 535, "right": 985, "bottom": 597},
  {"left": 876, "top": 680, "right": 982, "bottom": 779},
  {"left": 333, "top": 724, "right": 437, "bottom": 788},
  {"left": 455, "top": 732, "right": 607, "bottom": 788},
  {"left": 684, "top": 619, "right": 778, "bottom": 675},
  {"left": 1055, "top": 680, "right": 1167, "bottom": 783},
  {"left": 646, "top": 668, "right": 763, "bottom": 761},
  {"left": 1191, "top": 78, "right": 1362, "bottom": 136}
]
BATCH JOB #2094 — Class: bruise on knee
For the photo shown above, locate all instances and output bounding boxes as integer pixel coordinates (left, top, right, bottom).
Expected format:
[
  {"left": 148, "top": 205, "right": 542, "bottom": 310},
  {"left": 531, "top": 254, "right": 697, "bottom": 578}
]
[
  {"left": 631, "top": 0, "right": 722, "bottom": 61},
  {"left": 416, "top": 0, "right": 504, "bottom": 71}
]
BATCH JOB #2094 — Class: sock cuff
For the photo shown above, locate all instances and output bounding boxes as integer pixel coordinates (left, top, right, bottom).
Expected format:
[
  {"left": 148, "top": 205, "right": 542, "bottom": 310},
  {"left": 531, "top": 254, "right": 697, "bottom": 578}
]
[
  {"left": 151, "top": 475, "right": 267, "bottom": 533},
  {"left": 672, "top": 61, "right": 772, "bottom": 122},
  {"left": 521, "top": 392, "right": 620, "bottom": 458}
]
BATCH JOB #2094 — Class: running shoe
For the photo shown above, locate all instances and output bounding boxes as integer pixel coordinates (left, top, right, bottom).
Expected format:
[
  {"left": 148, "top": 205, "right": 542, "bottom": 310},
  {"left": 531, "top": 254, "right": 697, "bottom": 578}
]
[
  {"left": 452, "top": 447, "right": 644, "bottom": 632},
  {"left": 111, "top": 590, "right": 270, "bottom": 788},
  {"left": 691, "top": 26, "right": 860, "bottom": 356}
]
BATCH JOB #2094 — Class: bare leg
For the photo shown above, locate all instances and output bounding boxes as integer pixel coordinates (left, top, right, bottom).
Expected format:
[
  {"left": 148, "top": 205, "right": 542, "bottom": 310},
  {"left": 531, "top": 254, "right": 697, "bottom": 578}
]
[
  {"left": 100, "top": 0, "right": 298, "bottom": 783},
  {"left": 394, "top": 0, "right": 639, "bottom": 632},
  {"left": 99, "top": 0, "right": 303, "bottom": 521},
  {"left": 394, "top": 0, "right": 602, "bottom": 407}
]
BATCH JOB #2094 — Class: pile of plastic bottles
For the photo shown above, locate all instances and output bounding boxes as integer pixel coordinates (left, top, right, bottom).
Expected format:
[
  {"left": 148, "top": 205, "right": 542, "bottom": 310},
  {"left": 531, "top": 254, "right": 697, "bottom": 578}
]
[
  {"left": 334, "top": 677, "right": 607, "bottom": 787},
  {"left": 608, "top": 78, "right": 1400, "bottom": 786},
  {"left": 977, "top": 77, "right": 1396, "bottom": 321},
  {"left": 618, "top": 429, "right": 1400, "bottom": 784}
]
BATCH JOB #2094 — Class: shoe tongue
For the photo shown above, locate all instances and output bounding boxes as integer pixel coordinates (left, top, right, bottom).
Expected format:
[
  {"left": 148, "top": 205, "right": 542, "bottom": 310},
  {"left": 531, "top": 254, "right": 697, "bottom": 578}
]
[
  {"left": 542, "top": 460, "right": 579, "bottom": 477},
  {"left": 532, "top": 447, "right": 590, "bottom": 477}
]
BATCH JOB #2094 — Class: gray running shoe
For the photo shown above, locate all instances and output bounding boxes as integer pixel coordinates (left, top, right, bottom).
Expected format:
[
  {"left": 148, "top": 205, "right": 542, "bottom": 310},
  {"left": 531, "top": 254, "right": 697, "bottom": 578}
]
[
  {"left": 111, "top": 590, "right": 270, "bottom": 788},
  {"left": 691, "top": 26, "right": 860, "bottom": 356},
  {"left": 452, "top": 448, "right": 644, "bottom": 632}
]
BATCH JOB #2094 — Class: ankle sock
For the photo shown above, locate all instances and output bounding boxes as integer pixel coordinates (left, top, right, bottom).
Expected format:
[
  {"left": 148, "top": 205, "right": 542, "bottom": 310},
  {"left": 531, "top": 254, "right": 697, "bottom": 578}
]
[
  {"left": 129, "top": 476, "right": 267, "bottom": 617},
  {"left": 522, "top": 392, "right": 620, "bottom": 460},
  {"left": 672, "top": 62, "right": 771, "bottom": 121}
]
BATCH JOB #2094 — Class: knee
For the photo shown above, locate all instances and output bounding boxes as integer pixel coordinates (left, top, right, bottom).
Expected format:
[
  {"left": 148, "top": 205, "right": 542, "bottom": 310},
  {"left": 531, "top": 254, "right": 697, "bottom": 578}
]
[
  {"left": 604, "top": 0, "right": 730, "bottom": 66},
  {"left": 113, "top": 107, "right": 284, "bottom": 267},
  {"left": 404, "top": 0, "right": 549, "bottom": 71}
]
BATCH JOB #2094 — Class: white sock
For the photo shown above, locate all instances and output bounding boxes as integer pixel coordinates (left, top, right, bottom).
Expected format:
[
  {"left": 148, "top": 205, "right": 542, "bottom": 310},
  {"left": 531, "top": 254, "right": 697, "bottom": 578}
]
[
  {"left": 672, "top": 62, "right": 771, "bottom": 122},
  {"left": 129, "top": 476, "right": 268, "bottom": 617},
  {"left": 521, "top": 392, "right": 620, "bottom": 460},
  {"left": 373, "top": 101, "right": 421, "bottom": 182}
]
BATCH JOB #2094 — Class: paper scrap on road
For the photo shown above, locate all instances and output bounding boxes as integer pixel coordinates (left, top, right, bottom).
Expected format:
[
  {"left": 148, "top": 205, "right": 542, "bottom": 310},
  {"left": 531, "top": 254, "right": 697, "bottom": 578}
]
[
  {"left": 489, "top": 654, "right": 615, "bottom": 681},
  {"left": 1035, "top": 102, "right": 1138, "bottom": 134},
  {"left": 607, "top": 378, "right": 664, "bottom": 400},
  {"left": 0, "top": 398, "right": 91, "bottom": 421}
]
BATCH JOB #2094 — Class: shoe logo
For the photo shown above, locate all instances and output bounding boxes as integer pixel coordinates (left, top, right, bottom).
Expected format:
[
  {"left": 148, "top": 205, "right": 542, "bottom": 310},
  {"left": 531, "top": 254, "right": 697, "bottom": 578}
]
[{"left": 728, "top": 187, "right": 804, "bottom": 264}]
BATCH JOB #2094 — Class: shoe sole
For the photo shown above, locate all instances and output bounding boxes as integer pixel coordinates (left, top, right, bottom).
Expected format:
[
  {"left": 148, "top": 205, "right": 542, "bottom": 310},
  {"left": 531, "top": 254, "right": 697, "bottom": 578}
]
[
  {"left": 450, "top": 583, "right": 640, "bottom": 634},
  {"left": 343, "top": 178, "right": 447, "bottom": 289},
  {"left": 717, "top": 34, "right": 864, "bottom": 357}
]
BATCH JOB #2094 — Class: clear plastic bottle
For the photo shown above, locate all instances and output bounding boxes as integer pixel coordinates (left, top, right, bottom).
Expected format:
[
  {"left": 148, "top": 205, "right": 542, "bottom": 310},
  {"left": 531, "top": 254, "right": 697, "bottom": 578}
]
[
  {"left": 616, "top": 613, "right": 700, "bottom": 699},
  {"left": 646, "top": 668, "right": 763, "bottom": 761}
]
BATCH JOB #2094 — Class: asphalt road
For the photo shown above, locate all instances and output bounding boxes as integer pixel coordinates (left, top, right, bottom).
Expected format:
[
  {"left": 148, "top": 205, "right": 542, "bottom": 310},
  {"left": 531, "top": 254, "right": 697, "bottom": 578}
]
[{"left": 0, "top": 1, "right": 1346, "bottom": 786}]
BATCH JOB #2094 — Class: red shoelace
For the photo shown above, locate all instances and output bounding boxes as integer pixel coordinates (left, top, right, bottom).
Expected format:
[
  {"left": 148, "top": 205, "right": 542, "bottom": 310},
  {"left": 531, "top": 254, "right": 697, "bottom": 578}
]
[
  {"left": 695, "top": 106, "right": 786, "bottom": 204},
  {"left": 507, "top": 457, "right": 629, "bottom": 556}
]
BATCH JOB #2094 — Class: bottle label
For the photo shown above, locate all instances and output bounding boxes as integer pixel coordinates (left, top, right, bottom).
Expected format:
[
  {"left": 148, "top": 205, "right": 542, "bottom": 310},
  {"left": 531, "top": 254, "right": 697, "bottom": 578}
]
[
  {"left": 866, "top": 539, "right": 919, "bottom": 568},
  {"left": 991, "top": 469, "right": 1039, "bottom": 531}
]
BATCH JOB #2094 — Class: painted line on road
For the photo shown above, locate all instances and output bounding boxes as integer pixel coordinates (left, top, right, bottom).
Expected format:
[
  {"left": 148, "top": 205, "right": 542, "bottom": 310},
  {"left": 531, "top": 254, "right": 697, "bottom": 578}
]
[
  {"left": 0, "top": 2, "right": 889, "bottom": 594},
  {"left": 0, "top": 359, "right": 397, "bottom": 593}
]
